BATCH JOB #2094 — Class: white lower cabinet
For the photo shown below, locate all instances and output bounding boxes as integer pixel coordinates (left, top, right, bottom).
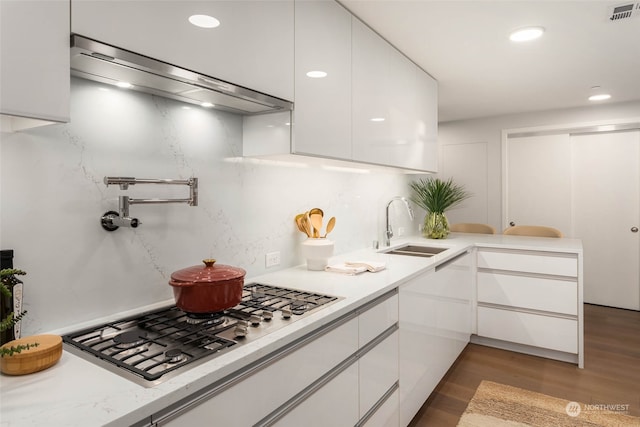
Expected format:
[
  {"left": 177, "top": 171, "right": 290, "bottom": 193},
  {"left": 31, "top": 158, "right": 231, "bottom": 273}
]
[
  {"left": 274, "top": 363, "right": 360, "bottom": 427},
  {"left": 477, "top": 271, "right": 577, "bottom": 315},
  {"left": 154, "top": 291, "right": 399, "bottom": 426},
  {"left": 399, "top": 252, "right": 472, "bottom": 426},
  {"left": 359, "top": 331, "right": 398, "bottom": 419},
  {"left": 477, "top": 307, "right": 577, "bottom": 353},
  {"left": 475, "top": 248, "right": 583, "bottom": 366},
  {"left": 158, "top": 315, "right": 359, "bottom": 426},
  {"left": 363, "top": 389, "right": 399, "bottom": 427}
]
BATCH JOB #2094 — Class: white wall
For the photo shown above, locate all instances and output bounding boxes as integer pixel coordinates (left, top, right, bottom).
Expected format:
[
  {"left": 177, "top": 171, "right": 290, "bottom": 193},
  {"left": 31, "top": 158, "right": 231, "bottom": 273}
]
[
  {"left": 438, "top": 100, "right": 640, "bottom": 231},
  {"left": 0, "top": 78, "right": 417, "bottom": 334}
]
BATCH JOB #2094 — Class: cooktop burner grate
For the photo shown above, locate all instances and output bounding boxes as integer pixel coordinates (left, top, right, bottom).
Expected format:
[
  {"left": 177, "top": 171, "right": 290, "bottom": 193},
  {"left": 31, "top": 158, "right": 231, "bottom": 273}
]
[{"left": 63, "top": 283, "right": 339, "bottom": 385}]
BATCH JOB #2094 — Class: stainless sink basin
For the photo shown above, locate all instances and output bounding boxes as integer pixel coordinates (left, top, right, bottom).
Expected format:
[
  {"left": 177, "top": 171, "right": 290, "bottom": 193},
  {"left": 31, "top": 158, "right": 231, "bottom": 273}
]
[{"left": 384, "top": 244, "right": 448, "bottom": 258}]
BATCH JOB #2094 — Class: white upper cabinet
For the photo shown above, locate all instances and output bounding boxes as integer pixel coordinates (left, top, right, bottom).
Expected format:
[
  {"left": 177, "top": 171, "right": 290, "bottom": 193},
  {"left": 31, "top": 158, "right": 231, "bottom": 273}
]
[
  {"left": 293, "top": 0, "right": 351, "bottom": 159},
  {"left": 71, "top": 0, "right": 294, "bottom": 101},
  {"left": 0, "top": 0, "right": 70, "bottom": 123},
  {"left": 414, "top": 67, "right": 439, "bottom": 172},
  {"left": 352, "top": 18, "right": 438, "bottom": 172},
  {"left": 243, "top": 0, "right": 438, "bottom": 172}
]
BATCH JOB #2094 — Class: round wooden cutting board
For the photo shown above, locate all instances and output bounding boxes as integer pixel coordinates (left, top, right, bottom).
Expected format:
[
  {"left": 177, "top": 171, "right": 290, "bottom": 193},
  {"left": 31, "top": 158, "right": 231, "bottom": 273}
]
[{"left": 1, "top": 334, "right": 63, "bottom": 375}]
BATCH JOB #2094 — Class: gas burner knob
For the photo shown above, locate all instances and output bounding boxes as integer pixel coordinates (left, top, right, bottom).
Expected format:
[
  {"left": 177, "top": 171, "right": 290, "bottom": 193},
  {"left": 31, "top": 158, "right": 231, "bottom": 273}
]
[
  {"left": 234, "top": 325, "right": 248, "bottom": 338},
  {"left": 262, "top": 311, "right": 273, "bottom": 321},
  {"left": 281, "top": 308, "right": 292, "bottom": 319},
  {"left": 249, "top": 315, "right": 261, "bottom": 326}
]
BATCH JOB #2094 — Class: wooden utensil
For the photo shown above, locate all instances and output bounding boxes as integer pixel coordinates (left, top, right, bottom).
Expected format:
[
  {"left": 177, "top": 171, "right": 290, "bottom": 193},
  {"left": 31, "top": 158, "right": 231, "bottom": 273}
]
[
  {"left": 305, "top": 211, "right": 315, "bottom": 237},
  {"left": 310, "top": 213, "right": 323, "bottom": 238},
  {"left": 309, "top": 207, "right": 324, "bottom": 218},
  {"left": 324, "top": 216, "right": 336, "bottom": 237},
  {"left": 0, "top": 334, "right": 62, "bottom": 375},
  {"left": 295, "top": 214, "right": 306, "bottom": 234},
  {"left": 301, "top": 215, "right": 313, "bottom": 237}
]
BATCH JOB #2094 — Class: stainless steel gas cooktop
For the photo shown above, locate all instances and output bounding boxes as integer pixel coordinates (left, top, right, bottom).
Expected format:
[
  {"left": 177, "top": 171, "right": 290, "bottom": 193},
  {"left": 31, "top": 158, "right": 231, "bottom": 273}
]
[{"left": 62, "top": 283, "right": 339, "bottom": 386}]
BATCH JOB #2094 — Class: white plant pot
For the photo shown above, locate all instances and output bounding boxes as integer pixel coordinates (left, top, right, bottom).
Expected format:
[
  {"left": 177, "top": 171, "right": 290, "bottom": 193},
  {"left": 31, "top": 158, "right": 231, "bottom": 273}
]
[{"left": 300, "top": 238, "right": 334, "bottom": 271}]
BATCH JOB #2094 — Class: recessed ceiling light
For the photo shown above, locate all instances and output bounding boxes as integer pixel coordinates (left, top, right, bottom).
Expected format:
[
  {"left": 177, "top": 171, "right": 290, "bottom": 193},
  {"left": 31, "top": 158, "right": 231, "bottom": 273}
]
[
  {"left": 370, "top": 117, "right": 385, "bottom": 122},
  {"left": 509, "top": 26, "right": 545, "bottom": 42},
  {"left": 589, "top": 94, "right": 612, "bottom": 101},
  {"left": 188, "top": 14, "right": 220, "bottom": 29},
  {"left": 588, "top": 86, "right": 612, "bottom": 101},
  {"left": 201, "top": 102, "right": 214, "bottom": 108},
  {"left": 116, "top": 82, "right": 133, "bottom": 89},
  {"left": 306, "top": 71, "right": 328, "bottom": 78}
]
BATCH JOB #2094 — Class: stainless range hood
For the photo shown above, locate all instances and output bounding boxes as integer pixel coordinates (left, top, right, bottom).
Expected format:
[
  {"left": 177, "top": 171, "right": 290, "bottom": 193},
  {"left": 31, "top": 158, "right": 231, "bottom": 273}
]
[{"left": 70, "top": 35, "right": 293, "bottom": 115}]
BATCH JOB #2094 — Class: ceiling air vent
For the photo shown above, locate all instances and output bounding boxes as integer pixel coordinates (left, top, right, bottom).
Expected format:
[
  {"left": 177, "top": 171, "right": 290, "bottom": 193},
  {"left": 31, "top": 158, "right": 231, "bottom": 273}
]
[{"left": 609, "top": 2, "right": 640, "bottom": 20}]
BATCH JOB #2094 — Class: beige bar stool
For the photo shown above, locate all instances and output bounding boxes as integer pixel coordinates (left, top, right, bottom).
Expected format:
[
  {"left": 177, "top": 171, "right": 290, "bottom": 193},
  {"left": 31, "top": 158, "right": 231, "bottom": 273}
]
[
  {"left": 503, "top": 225, "right": 563, "bottom": 238},
  {"left": 450, "top": 223, "right": 496, "bottom": 234}
]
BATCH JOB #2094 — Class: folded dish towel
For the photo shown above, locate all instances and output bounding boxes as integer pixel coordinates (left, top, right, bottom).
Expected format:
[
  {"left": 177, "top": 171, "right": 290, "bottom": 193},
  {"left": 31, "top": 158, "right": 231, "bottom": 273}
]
[
  {"left": 345, "top": 261, "right": 387, "bottom": 272},
  {"left": 325, "top": 261, "right": 387, "bottom": 275}
]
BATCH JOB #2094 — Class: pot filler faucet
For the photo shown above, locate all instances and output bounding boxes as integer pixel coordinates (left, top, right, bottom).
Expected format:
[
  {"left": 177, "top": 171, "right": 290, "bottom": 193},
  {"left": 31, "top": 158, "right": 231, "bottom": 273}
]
[
  {"left": 100, "top": 177, "right": 198, "bottom": 231},
  {"left": 385, "top": 196, "right": 415, "bottom": 247}
]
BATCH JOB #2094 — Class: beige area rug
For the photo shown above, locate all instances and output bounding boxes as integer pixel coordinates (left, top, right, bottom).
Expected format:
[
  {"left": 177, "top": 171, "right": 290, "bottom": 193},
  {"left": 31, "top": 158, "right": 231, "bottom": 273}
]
[{"left": 457, "top": 381, "right": 640, "bottom": 427}]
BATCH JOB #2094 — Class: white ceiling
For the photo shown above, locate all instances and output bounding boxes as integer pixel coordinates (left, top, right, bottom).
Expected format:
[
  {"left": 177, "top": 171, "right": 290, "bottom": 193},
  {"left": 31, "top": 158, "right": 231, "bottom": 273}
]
[{"left": 339, "top": 0, "right": 640, "bottom": 122}]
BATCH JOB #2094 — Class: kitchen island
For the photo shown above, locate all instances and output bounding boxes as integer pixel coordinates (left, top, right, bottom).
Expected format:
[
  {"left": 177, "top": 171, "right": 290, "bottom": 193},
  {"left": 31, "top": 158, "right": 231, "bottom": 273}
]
[{"left": 0, "top": 234, "right": 582, "bottom": 427}]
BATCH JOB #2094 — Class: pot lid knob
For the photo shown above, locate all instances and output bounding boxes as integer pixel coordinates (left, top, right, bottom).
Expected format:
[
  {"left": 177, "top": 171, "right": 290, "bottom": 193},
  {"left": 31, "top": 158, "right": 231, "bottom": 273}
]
[{"left": 203, "top": 259, "right": 217, "bottom": 267}]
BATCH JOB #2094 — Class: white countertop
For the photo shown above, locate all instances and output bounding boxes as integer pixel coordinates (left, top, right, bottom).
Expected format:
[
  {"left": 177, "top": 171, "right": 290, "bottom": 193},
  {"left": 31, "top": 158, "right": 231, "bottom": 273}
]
[{"left": 0, "top": 234, "right": 582, "bottom": 427}]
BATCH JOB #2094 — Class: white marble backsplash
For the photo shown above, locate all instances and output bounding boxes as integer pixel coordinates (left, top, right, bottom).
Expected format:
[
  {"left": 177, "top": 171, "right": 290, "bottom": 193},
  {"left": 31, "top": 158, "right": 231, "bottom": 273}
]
[{"left": 0, "top": 78, "right": 419, "bottom": 334}]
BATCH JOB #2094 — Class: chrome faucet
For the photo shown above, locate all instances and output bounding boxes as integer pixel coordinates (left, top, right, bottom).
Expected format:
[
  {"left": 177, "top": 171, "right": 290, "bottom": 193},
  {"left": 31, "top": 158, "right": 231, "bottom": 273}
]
[{"left": 385, "top": 196, "right": 415, "bottom": 246}]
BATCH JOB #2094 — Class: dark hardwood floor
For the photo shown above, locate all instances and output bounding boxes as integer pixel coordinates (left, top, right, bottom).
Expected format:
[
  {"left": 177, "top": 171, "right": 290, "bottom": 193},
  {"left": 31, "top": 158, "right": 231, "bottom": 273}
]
[{"left": 408, "top": 304, "right": 640, "bottom": 426}]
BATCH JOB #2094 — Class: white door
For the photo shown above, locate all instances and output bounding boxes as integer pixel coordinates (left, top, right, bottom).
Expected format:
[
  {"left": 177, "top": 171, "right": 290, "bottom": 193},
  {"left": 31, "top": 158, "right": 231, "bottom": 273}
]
[
  {"left": 571, "top": 130, "right": 640, "bottom": 310},
  {"left": 442, "top": 142, "right": 489, "bottom": 225},
  {"left": 505, "top": 134, "right": 573, "bottom": 233}
]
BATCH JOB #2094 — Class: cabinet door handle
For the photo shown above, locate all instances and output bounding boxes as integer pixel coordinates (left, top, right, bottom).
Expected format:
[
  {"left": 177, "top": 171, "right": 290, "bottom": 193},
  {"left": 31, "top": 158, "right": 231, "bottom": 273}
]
[
  {"left": 509, "top": 221, "right": 516, "bottom": 226},
  {"left": 632, "top": 227, "right": 639, "bottom": 233},
  {"left": 435, "top": 250, "right": 469, "bottom": 272}
]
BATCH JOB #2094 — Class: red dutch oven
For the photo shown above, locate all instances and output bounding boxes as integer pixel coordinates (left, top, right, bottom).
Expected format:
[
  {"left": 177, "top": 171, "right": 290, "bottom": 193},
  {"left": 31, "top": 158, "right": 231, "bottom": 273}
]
[{"left": 169, "top": 259, "right": 246, "bottom": 314}]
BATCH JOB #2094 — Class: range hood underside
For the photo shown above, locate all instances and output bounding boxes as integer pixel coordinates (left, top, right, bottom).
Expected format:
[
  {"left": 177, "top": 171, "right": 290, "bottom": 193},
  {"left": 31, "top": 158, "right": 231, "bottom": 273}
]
[{"left": 70, "top": 35, "right": 293, "bottom": 115}]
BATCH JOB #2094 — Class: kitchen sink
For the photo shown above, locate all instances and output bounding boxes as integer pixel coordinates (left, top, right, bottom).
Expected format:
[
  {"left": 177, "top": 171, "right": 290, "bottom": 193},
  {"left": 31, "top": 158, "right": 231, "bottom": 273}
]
[{"left": 384, "top": 244, "right": 448, "bottom": 258}]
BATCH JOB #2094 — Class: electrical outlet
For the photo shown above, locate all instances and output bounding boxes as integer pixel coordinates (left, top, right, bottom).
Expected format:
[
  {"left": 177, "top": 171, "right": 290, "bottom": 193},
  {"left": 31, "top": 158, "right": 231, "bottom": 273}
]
[
  {"left": 265, "top": 251, "right": 281, "bottom": 268},
  {"left": 398, "top": 227, "right": 405, "bottom": 236}
]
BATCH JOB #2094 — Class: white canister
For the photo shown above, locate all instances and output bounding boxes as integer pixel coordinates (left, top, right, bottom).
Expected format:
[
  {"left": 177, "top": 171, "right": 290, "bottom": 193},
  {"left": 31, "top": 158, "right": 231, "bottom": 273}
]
[{"left": 300, "top": 238, "right": 334, "bottom": 271}]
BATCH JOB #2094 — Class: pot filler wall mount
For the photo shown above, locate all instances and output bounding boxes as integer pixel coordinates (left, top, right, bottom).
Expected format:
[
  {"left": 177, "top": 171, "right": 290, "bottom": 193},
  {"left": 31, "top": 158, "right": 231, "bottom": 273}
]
[{"left": 100, "top": 176, "right": 198, "bottom": 231}]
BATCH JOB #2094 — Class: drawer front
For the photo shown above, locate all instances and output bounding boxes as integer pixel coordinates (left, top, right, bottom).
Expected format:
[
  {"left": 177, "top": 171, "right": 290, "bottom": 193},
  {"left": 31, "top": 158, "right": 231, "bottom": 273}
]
[
  {"left": 478, "top": 272, "right": 577, "bottom": 315},
  {"left": 359, "top": 293, "right": 398, "bottom": 347},
  {"left": 363, "top": 388, "right": 399, "bottom": 427},
  {"left": 274, "top": 363, "right": 359, "bottom": 427},
  {"left": 158, "top": 316, "right": 358, "bottom": 426},
  {"left": 478, "top": 250, "right": 577, "bottom": 277},
  {"left": 477, "top": 306, "right": 577, "bottom": 353},
  {"left": 359, "top": 331, "right": 399, "bottom": 418}
]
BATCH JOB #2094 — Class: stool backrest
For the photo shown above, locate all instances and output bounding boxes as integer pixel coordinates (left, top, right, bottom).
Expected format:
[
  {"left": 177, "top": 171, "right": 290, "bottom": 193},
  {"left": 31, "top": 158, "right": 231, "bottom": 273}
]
[{"left": 503, "top": 225, "right": 563, "bottom": 238}]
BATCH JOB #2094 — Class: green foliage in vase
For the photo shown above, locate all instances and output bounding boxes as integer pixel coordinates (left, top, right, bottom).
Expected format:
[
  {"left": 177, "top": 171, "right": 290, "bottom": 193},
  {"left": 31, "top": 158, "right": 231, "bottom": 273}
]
[
  {"left": 409, "top": 177, "right": 471, "bottom": 214},
  {"left": 410, "top": 177, "right": 471, "bottom": 239},
  {"left": 0, "top": 268, "right": 35, "bottom": 357}
]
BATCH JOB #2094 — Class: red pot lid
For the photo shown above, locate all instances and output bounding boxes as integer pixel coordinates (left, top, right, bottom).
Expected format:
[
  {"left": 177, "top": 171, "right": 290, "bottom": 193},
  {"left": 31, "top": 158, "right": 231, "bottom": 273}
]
[{"left": 170, "top": 259, "right": 246, "bottom": 284}]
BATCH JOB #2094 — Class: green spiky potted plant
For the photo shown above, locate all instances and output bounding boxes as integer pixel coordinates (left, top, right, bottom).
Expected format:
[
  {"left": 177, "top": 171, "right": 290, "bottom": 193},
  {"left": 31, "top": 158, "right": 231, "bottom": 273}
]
[
  {"left": 409, "top": 177, "right": 471, "bottom": 239},
  {"left": 1, "top": 268, "right": 37, "bottom": 357}
]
